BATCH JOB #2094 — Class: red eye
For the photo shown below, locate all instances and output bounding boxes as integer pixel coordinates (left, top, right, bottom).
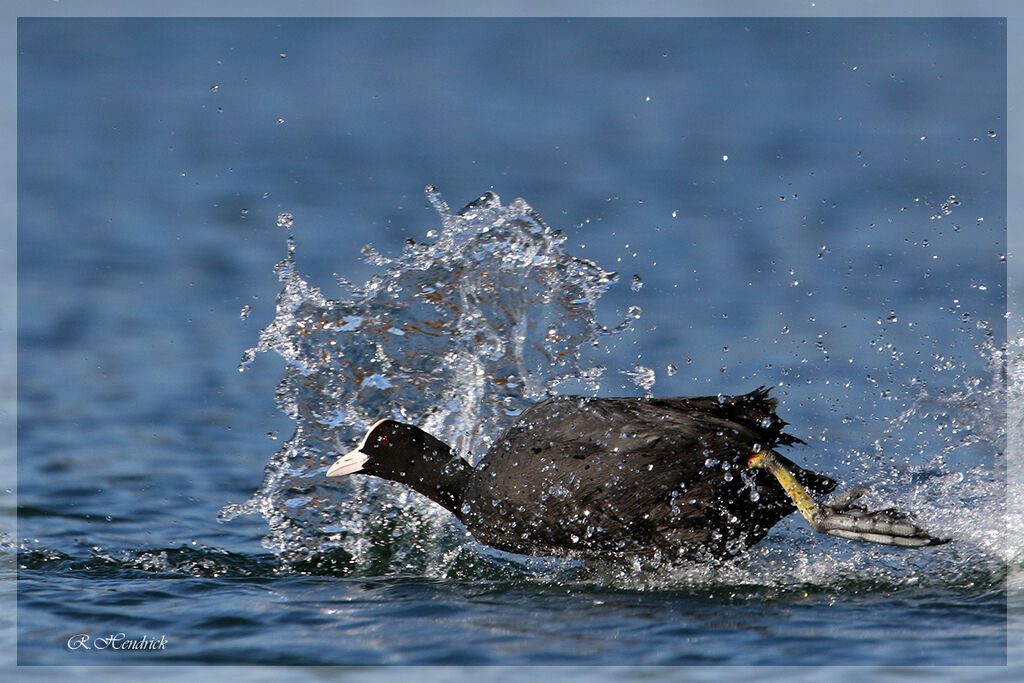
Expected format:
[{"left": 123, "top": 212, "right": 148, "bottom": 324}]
[{"left": 378, "top": 435, "right": 389, "bottom": 446}]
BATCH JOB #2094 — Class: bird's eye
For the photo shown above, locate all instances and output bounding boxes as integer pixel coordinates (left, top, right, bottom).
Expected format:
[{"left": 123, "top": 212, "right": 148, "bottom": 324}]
[{"left": 377, "top": 435, "right": 389, "bottom": 446}]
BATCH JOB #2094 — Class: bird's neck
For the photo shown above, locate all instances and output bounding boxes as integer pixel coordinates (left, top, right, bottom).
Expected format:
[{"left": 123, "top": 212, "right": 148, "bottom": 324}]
[
  {"left": 407, "top": 451, "right": 474, "bottom": 517},
  {"left": 376, "top": 429, "right": 474, "bottom": 516}
]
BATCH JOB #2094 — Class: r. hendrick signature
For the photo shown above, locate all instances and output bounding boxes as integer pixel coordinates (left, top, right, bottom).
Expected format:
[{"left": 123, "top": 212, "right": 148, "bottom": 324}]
[{"left": 67, "top": 632, "right": 168, "bottom": 651}]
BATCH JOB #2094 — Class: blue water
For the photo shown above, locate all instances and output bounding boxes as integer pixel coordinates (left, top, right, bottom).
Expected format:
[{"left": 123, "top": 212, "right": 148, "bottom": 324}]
[{"left": 13, "top": 17, "right": 1014, "bottom": 678}]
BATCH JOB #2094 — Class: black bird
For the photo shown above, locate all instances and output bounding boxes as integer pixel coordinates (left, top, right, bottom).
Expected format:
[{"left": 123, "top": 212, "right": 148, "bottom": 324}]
[{"left": 326, "top": 388, "right": 948, "bottom": 561}]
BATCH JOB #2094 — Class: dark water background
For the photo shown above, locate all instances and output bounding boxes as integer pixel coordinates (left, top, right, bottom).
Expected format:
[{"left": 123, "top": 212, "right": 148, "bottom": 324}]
[{"left": 13, "top": 17, "right": 1016, "bottom": 679}]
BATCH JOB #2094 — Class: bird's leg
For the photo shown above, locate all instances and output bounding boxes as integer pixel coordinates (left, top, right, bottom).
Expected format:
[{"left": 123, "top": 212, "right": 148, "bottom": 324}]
[
  {"left": 746, "top": 450, "right": 825, "bottom": 526},
  {"left": 747, "top": 451, "right": 950, "bottom": 548}
]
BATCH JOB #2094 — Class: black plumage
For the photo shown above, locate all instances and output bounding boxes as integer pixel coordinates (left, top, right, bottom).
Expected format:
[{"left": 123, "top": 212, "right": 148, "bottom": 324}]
[{"left": 326, "top": 387, "right": 947, "bottom": 561}]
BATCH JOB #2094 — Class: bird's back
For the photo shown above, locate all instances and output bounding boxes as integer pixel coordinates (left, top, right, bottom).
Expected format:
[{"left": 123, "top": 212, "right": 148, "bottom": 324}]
[{"left": 458, "top": 389, "right": 835, "bottom": 560}]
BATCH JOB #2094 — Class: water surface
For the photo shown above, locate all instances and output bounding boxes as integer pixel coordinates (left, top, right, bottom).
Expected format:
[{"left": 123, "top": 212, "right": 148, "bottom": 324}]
[{"left": 15, "top": 17, "right": 1011, "bottom": 676}]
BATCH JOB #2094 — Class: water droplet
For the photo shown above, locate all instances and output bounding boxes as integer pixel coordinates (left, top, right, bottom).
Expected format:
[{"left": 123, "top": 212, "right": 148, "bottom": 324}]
[
  {"left": 237, "top": 348, "right": 255, "bottom": 372},
  {"left": 276, "top": 213, "right": 294, "bottom": 229},
  {"left": 667, "top": 363, "right": 678, "bottom": 376},
  {"left": 621, "top": 364, "right": 656, "bottom": 393},
  {"left": 239, "top": 304, "right": 251, "bottom": 319},
  {"left": 210, "top": 84, "right": 219, "bottom": 92},
  {"left": 631, "top": 274, "right": 643, "bottom": 292},
  {"left": 276, "top": 118, "right": 285, "bottom": 125}
]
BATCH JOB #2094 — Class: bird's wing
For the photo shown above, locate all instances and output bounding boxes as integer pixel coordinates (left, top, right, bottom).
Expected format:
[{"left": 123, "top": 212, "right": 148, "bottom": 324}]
[{"left": 466, "top": 395, "right": 830, "bottom": 555}]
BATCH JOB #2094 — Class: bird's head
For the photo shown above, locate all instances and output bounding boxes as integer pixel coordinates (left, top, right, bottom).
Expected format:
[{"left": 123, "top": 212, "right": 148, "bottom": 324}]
[{"left": 325, "top": 419, "right": 408, "bottom": 479}]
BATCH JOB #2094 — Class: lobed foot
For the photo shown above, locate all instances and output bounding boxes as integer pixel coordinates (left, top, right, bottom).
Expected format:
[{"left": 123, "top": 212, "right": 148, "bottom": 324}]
[{"left": 814, "top": 487, "right": 950, "bottom": 547}]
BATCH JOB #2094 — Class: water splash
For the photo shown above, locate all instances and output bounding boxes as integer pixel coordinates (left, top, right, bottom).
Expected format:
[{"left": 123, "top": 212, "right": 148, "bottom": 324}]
[
  {"left": 219, "top": 185, "right": 1008, "bottom": 592},
  {"left": 591, "top": 326, "right": 1010, "bottom": 592},
  {"left": 853, "top": 324, "right": 1009, "bottom": 565},
  {"left": 221, "top": 187, "right": 632, "bottom": 570}
]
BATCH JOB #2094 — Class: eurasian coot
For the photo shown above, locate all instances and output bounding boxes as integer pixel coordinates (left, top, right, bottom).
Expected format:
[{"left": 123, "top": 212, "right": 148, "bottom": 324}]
[{"left": 326, "top": 387, "right": 948, "bottom": 561}]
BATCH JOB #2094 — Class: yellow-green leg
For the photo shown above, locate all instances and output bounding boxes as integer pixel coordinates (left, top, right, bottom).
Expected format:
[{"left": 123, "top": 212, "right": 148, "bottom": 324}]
[{"left": 748, "top": 450, "right": 824, "bottom": 530}]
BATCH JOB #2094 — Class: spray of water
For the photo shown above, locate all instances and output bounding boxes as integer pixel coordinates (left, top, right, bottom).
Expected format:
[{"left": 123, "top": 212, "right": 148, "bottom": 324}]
[
  {"left": 220, "top": 186, "right": 1009, "bottom": 591},
  {"left": 220, "top": 187, "right": 634, "bottom": 573}
]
